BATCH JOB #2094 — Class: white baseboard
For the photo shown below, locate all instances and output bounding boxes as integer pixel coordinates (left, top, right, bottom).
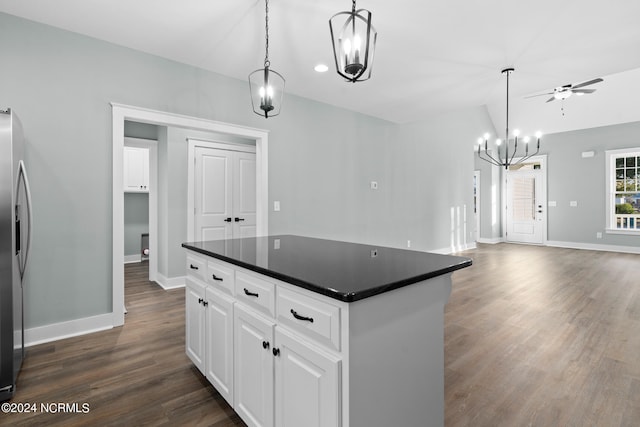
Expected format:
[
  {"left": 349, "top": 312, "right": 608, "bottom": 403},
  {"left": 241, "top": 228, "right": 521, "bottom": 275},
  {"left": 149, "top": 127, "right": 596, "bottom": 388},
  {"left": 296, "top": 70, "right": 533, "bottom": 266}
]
[
  {"left": 25, "top": 313, "right": 114, "bottom": 347},
  {"left": 546, "top": 240, "right": 640, "bottom": 254},
  {"left": 477, "top": 237, "right": 504, "bottom": 244},
  {"left": 124, "top": 254, "right": 142, "bottom": 264},
  {"left": 431, "top": 242, "right": 477, "bottom": 255},
  {"left": 156, "top": 272, "right": 186, "bottom": 290}
]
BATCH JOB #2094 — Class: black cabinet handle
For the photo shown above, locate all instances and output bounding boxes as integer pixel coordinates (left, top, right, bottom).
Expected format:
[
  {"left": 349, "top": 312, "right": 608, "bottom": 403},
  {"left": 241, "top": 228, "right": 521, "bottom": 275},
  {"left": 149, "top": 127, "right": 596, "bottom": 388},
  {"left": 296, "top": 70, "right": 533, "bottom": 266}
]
[
  {"left": 291, "top": 309, "right": 314, "bottom": 323},
  {"left": 234, "top": 217, "right": 245, "bottom": 222},
  {"left": 212, "top": 274, "right": 223, "bottom": 281},
  {"left": 262, "top": 341, "right": 270, "bottom": 350},
  {"left": 198, "top": 298, "right": 203, "bottom": 304},
  {"left": 203, "top": 301, "right": 208, "bottom": 307},
  {"left": 243, "top": 288, "right": 259, "bottom": 298},
  {"left": 190, "top": 264, "right": 199, "bottom": 270},
  {"left": 224, "top": 217, "right": 232, "bottom": 222},
  {"left": 272, "top": 347, "right": 280, "bottom": 357}
]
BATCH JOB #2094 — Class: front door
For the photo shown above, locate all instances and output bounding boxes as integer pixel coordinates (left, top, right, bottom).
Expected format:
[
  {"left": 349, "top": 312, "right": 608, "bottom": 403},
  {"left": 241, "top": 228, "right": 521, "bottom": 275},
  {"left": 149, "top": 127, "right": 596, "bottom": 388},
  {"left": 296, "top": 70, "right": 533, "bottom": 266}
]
[{"left": 506, "top": 168, "right": 545, "bottom": 244}]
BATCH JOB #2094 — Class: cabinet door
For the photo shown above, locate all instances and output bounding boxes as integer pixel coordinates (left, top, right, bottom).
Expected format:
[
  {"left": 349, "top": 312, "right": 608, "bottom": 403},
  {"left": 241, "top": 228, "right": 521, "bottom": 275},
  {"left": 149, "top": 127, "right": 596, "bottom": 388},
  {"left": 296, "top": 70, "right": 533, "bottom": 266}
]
[
  {"left": 274, "top": 327, "right": 341, "bottom": 427},
  {"left": 205, "top": 287, "right": 234, "bottom": 406},
  {"left": 124, "top": 146, "right": 149, "bottom": 192},
  {"left": 185, "top": 279, "right": 206, "bottom": 373},
  {"left": 234, "top": 304, "right": 275, "bottom": 427}
]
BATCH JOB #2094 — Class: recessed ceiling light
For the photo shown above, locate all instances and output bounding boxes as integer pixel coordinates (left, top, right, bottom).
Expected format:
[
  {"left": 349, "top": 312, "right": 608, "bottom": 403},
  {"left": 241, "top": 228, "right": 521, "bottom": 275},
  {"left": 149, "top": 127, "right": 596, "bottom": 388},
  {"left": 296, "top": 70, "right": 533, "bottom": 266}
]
[{"left": 314, "top": 64, "right": 329, "bottom": 73}]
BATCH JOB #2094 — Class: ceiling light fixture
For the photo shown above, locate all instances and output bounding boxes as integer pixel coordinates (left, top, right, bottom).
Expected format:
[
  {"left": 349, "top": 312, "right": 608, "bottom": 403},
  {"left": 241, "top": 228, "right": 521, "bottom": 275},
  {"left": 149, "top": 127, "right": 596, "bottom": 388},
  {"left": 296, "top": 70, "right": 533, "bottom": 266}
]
[
  {"left": 314, "top": 64, "right": 329, "bottom": 73},
  {"left": 477, "top": 68, "right": 542, "bottom": 170},
  {"left": 329, "top": 0, "right": 377, "bottom": 83},
  {"left": 248, "top": 0, "right": 285, "bottom": 118}
]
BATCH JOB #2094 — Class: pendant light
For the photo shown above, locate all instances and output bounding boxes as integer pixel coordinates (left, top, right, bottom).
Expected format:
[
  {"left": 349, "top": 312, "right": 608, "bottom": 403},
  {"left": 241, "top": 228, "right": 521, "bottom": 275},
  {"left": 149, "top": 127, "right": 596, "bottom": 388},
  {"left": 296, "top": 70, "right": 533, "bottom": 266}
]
[
  {"left": 477, "top": 68, "right": 542, "bottom": 169},
  {"left": 329, "top": 0, "right": 377, "bottom": 83},
  {"left": 249, "top": 0, "right": 285, "bottom": 118}
]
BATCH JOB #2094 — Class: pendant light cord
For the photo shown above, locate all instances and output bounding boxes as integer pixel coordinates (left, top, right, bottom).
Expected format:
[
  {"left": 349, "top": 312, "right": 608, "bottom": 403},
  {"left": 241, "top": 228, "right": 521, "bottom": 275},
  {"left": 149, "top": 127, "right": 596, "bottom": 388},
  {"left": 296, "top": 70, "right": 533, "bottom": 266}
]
[
  {"left": 264, "top": 0, "right": 270, "bottom": 68},
  {"left": 352, "top": 0, "right": 356, "bottom": 13}
]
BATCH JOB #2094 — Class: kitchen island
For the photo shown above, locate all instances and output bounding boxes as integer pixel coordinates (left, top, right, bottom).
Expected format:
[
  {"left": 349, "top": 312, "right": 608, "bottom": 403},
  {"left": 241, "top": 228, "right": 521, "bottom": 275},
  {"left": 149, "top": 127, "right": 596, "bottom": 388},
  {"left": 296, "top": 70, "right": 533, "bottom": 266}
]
[{"left": 182, "top": 235, "right": 471, "bottom": 427}]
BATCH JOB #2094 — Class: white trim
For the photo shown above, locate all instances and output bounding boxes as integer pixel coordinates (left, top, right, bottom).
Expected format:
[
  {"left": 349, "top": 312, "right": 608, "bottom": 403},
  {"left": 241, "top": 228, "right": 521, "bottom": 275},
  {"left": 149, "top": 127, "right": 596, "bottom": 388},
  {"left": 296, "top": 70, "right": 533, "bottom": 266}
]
[
  {"left": 474, "top": 170, "right": 480, "bottom": 243},
  {"left": 430, "top": 242, "right": 477, "bottom": 255},
  {"left": 546, "top": 240, "right": 640, "bottom": 255},
  {"left": 605, "top": 228, "right": 640, "bottom": 235},
  {"left": 24, "top": 313, "right": 113, "bottom": 347},
  {"left": 112, "top": 103, "right": 269, "bottom": 327},
  {"left": 605, "top": 147, "right": 640, "bottom": 232},
  {"left": 477, "top": 237, "right": 504, "bottom": 244},
  {"left": 155, "top": 273, "right": 186, "bottom": 290},
  {"left": 124, "top": 254, "right": 142, "bottom": 263}
]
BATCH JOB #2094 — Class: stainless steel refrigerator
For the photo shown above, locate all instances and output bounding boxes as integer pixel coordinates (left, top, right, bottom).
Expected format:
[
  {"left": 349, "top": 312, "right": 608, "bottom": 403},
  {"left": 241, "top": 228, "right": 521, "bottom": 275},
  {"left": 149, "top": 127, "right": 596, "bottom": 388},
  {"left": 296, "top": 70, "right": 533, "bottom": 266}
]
[{"left": 0, "top": 108, "right": 32, "bottom": 401}]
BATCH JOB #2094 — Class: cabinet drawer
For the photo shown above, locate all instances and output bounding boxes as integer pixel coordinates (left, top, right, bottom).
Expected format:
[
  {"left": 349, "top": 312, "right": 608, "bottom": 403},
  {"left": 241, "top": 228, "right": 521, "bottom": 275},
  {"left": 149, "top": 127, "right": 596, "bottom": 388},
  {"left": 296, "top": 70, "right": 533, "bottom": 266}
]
[
  {"left": 186, "top": 254, "right": 206, "bottom": 282},
  {"left": 276, "top": 287, "right": 341, "bottom": 351},
  {"left": 235, "top": 271, "right": 276, "bottom": 318},
  {"left": 207, "top": 259, "right": 234, "bottom": 295}
]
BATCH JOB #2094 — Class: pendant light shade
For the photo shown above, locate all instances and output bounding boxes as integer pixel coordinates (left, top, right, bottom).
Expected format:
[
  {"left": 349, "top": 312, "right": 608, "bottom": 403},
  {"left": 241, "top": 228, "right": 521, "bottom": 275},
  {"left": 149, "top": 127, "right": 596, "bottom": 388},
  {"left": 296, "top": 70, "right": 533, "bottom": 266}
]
[
  {"left": 329, "top": 0, "right": 377, "bottom": 82},
  {"left": 248, "top": 0, "right": 285, "bottom": 118},
  {"left": 249, "top": 65, "right": 285, "bottom": 118}
]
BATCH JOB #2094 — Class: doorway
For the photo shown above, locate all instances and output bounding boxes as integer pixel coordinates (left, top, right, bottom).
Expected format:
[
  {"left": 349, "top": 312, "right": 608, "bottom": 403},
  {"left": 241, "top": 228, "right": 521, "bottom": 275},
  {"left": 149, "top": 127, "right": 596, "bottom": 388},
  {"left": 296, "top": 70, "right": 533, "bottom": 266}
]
[
  {"left": 504, "top": 156, "right": 547, "bottom": 244},
  {"left": 111, "top": 104, "right": 269, "bottom": 327}
]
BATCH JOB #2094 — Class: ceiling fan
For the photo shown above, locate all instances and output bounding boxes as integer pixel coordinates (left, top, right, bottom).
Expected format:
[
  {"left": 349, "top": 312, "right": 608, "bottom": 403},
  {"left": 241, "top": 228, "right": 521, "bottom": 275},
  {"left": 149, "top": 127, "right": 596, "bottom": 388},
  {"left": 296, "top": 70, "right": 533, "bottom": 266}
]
[{"left": 526, "top": 77, "right": 604, "bottom": 103}]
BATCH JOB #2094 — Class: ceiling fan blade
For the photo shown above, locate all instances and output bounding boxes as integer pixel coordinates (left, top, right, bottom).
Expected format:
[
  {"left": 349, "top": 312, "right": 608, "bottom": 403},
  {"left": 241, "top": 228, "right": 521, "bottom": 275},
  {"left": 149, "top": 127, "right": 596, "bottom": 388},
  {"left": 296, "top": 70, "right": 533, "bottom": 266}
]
[
  {"left": 571, "top": 78, "right": 603, "bottom": 89},
  {"left": 572, "top": 88, "right": 596, "bottom": 94},
  {"left": 525, "top": 92, "right": 554, "bottom": 99},
  {"left": 545, "top": 97, "right": 556, "bottom": 103}
]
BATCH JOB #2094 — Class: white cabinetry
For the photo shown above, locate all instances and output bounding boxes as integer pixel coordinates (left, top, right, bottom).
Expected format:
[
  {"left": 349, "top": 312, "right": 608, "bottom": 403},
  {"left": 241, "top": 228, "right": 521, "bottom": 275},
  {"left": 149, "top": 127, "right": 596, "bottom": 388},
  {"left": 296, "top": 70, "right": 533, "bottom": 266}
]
[
  {"left": 234, "top": 304, "right": 275, "bottom": 427},
  {"left": 123, "top": 146, "right": 149, "bottom": 192},
  {"left": 185, "top": 251, "right": 343, "bottom": 427}
]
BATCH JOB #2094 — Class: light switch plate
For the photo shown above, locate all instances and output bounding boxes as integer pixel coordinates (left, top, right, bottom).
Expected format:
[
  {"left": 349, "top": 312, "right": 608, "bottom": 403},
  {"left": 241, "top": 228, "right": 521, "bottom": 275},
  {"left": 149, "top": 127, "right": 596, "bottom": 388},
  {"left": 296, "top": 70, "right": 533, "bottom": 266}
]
[
  {"left": 274, "top": 201, "right": 280, "bottom": 211},
  {"left": 570, "top": 201, "right": 578, "bottom": 207}
]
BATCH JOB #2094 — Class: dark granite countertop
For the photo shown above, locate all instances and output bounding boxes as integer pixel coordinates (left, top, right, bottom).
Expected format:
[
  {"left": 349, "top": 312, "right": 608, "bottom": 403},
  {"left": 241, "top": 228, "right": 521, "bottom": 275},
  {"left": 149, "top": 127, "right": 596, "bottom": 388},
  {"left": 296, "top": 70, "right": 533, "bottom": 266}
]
[{"left": 182, "top": 235, "right": 472, "bottom": 302}]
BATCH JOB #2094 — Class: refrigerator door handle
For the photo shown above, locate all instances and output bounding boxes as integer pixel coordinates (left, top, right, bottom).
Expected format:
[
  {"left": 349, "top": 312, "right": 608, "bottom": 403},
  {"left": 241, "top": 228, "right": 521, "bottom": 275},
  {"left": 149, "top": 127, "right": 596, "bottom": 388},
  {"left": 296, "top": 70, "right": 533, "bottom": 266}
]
[{"left": 16, "top": 160, "right": 32, "bottom": 281}]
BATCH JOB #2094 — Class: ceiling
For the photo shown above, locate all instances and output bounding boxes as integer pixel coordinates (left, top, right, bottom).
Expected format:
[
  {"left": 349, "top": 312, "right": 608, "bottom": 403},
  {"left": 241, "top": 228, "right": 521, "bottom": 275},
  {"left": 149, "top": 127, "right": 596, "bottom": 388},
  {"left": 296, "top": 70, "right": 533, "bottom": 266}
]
[{"left": 2, "top": 0, "right": 640, "bottom": 135}]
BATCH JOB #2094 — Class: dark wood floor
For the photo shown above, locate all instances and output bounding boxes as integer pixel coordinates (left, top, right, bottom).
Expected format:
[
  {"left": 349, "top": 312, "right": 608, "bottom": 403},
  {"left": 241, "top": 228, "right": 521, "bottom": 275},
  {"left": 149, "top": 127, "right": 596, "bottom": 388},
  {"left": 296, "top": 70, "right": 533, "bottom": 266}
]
[{"left": 2, "top": 245, "right": 640, "bottom": 426}]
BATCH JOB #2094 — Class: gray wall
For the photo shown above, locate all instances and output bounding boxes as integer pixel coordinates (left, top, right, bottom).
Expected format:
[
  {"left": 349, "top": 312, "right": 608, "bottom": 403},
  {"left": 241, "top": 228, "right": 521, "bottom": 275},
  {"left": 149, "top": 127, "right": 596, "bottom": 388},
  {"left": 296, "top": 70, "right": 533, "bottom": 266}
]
[
  {"left": 545, "top": 122, "right": 640, "bottom": 247},
  {"left": 123, "top": 193, "right": 148, "bottom": 257},
  {"left": 1, "top": 12, "right": 488, "bottom": 329}
]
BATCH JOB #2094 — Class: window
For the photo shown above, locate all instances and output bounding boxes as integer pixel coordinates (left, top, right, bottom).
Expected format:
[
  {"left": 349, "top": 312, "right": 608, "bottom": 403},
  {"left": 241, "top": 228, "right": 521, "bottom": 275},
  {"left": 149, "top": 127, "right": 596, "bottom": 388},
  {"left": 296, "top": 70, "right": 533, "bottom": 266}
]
[{"left": 606, "top": 148, "right": 640, "bottom": 234}]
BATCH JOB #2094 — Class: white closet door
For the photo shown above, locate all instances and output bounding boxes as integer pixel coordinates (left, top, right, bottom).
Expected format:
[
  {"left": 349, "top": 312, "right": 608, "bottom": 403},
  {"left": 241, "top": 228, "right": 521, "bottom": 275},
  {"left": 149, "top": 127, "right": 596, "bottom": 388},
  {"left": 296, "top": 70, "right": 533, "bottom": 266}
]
[
  {"left": 193, "top": 145, "right": 257, "bottom": 242},
  {"left": 194, "top": 147, "right": 233, "bottom": 242},
  {"left": 233, "top": 151, "right": 257, "bottom": 239}
]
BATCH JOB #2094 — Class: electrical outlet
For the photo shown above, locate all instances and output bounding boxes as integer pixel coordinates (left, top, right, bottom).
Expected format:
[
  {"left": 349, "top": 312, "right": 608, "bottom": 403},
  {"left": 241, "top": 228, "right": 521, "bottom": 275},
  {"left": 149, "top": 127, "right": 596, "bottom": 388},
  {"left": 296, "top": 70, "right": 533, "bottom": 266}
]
[
  {"left": 596, "top": 232, "right": 602, "bottom": 239},
  {"left": 274, "top": 201, "right": 280, "bottom": 211},
  {"left": 407, "top": 240, "right": 411, "bottom": 248},
  {"left": 370, "top": 249, "right": 378, "bottom": 258},
  {"left": 570, "top": 201, "right": 578, "bottom": 207},
  {"left": 274, "top": 239, "right": 280, "bottom": 249},
  {"left": 370, "top": 181, "right": 378, "bottom": 190}
]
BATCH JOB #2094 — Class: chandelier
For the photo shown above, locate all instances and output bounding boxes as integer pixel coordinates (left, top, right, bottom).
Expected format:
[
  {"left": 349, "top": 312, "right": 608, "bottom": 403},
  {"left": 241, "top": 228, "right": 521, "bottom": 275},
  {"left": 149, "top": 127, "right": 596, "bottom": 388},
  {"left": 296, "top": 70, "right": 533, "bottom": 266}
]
[
  {"left": 477, "top": 68, "right": 541, "bottom": 169},
  {"left": 248, "top": 0, "right": 285, "bottom": 118},
  {"left": 329, "top": 0, "right": 377, "bottom": 82}
]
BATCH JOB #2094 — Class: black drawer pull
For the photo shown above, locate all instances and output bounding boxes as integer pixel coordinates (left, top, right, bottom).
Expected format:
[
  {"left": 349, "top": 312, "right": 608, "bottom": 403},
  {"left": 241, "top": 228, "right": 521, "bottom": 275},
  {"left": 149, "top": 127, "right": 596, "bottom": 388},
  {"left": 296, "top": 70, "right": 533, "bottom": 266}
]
[
  {"left": 224, "top": 217, "right": 232, "bottom": 222},
  {"left": 291, "top": 309, "right": 314, "bottom": 323},
  {"left": 262, "top": 341, "right": 270, "bottom": 350},
  {"left": 235, "top": 217, "right": 245, "bottom": 222},
  {"left": 198, "top": 298, "right": 203, "bottom": 304},
  {"left": 189, "top": 264, "right": 199, "bottom": 270},
  {"left": 272, "top": 347, "right": 280, "bottom": 357},
  {"left": 244, "top": 288, "right": 259, "bottom": 298},
  {"left": 212, "top": 274, "right": 224, "bottom": 281}
]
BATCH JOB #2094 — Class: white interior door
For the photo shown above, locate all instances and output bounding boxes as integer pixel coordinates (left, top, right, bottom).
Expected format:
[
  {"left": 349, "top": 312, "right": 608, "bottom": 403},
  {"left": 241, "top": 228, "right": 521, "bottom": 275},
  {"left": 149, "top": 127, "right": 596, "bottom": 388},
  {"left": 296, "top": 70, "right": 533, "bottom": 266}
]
[
  {"left": 194, "top": 144, "right": 256, "bottom": 242},
  {"left": 506, "top": 169, "right": 545, "bottom": 244},
  {"left": 194, "top": 147, "right": 233, "bottom": 242},
  {"left": 233, "top": 151, "right": 257, "bottom": 239}
]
